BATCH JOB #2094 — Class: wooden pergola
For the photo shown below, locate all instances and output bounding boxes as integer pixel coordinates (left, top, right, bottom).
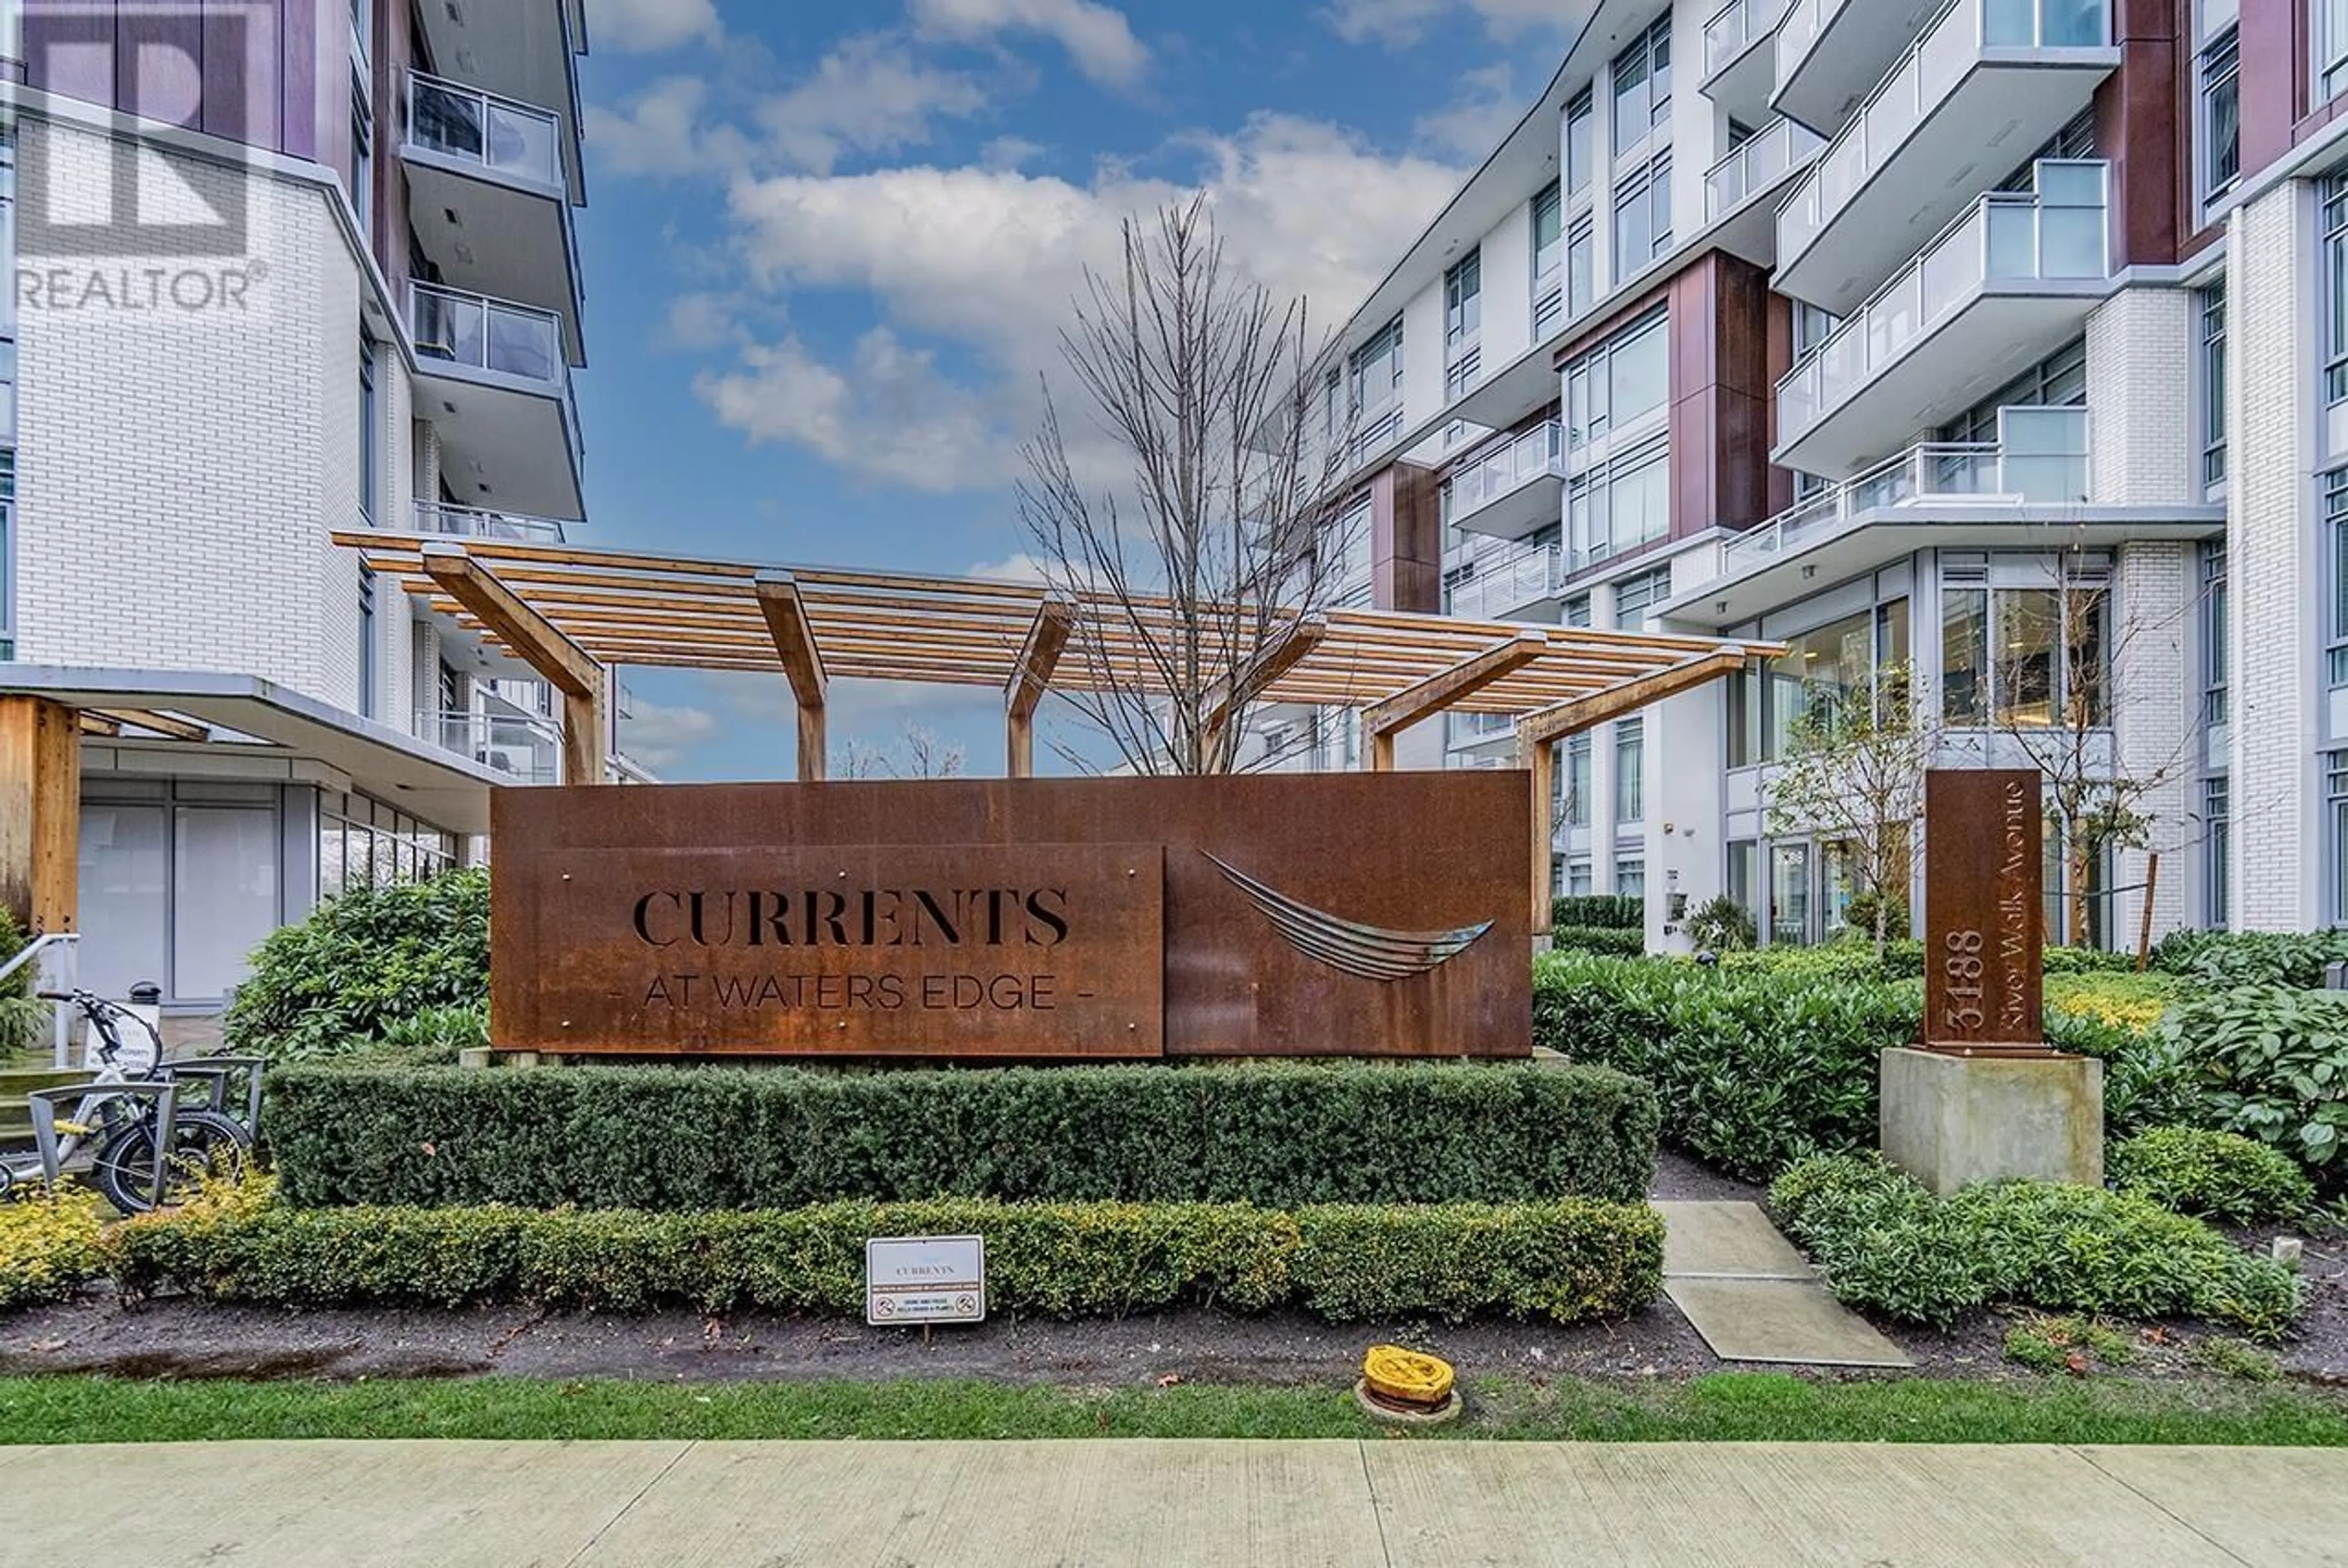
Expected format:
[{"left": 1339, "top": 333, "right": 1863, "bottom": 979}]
[{"left": 330, "top": 531, "right": 1784, "bottom": 927}]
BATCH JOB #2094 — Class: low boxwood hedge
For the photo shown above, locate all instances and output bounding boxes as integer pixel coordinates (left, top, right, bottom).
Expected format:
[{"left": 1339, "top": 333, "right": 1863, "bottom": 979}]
[
  {"left": 106, "top": 1182, "right": 1665, "bottom": 1325},
  {"left": 264, "top": 1060, "right": 1659, "bottom": 1212}
]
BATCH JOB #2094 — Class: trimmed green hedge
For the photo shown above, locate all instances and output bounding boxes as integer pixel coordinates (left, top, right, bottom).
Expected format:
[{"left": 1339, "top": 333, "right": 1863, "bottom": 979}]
[
  {"left": 1548, "top": 926, "right": 1645, "bottom": 957},
  {"left": 265, "top": 1061, "right": 1659, "bottom": 1211},
  {"left": 1552, "top": 894, "right": 1643, "bottom": 931},
  {"left": 108, "top": 1187, "right": 1665, "bottom": 1325}
]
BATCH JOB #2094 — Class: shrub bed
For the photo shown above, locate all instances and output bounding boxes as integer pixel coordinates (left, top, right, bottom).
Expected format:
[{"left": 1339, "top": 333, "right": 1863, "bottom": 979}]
[
  {"left": 0, "top": 1190, "right": 106, "bottom": 1311},
  {"left": 2110, "top": 1128, "right": 2317, "bottom": 1224},
  {"left": 265, "top": 1061, "right": 1659, "bottom": 1211},
  {"left": 2157, "top": 985, "right": 2348, "bottom": 1185},
  {"left": 225, "top": 870, "right": 489, "bottom": 1060},
  {"left": 107, "top": 1180, "right": 1664, "bottom": 1325},
  {"left": 1769, "top": 1154, "right": 2301, "bottom": 1339}
]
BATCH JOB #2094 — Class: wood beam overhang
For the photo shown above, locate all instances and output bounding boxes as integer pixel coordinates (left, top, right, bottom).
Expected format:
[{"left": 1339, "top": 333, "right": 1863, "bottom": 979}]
[
  {"left": 1513, "top": 647, "right": 1751, "bottom": 751},
  {"left": 1360, "top": 629, "right": 1549, "bottom": 771},
  {"left": 1005, "top": 597, "right": 1075, "bottom": 778},
  {"left": 1202, "top": 614, "right": 1330, "bottom": 740},
  {"left": 755, "top": 571, "right": 829, "bottom": 782},
  {"left": 424, "top": 543, "right": 610, "bottom": 784}
]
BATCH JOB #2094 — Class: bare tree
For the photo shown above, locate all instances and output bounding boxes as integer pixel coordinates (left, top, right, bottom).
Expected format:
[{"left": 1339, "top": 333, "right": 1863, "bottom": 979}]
[
  {"left": 833, "top": 723, "right": 968, "bottom": 780},
  {"left": 1017, "top": 196, "right": 1358, "bottom": 775},
  {"left": 1765, "top": 661, "right": 1937, "bottom": 955}
]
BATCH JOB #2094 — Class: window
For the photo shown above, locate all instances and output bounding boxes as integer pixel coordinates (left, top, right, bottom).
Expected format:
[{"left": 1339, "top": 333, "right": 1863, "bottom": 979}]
[
  {"left": 1532, "top": 183, "right": 1562, "bottom": 296},
  {"left": 1566, "top": 90, "right": 1595, "bottom": 198},
  {"left": 2200, "top": 282, "right": 2228, "bottom": 489},
  {"left": 2331, "top": 753, "right": 2348, "bottom": 921},
  {"left": 1567, "top": 213, "right": 1596, "bottom": 319},
  {"left": 2328, "top": 471, "right": 2348, "bottom": 690},
  {"left": 1612, "top": 567, "right": 1674, "bottom": 629},
  {"left": 1564, "top": 308, "right": 1669, "bottom": 449},
  {"left": 1444, "top": 249, "right": 1482, "bottom": 356},
  {"left": 1349, "top": 317, "right": 1403, "bottom": 438},
  {"left": 1565, "top": 735, "right": 1592, "bottom": 826},
  {"left": 1792, "top": 303, "right": 1839, "bottom": 358},
  {"left": 2325, "top": 179, "right": 2348, "bottom": 444},
  {"left": 2202, "top": 542, "right": 2229, "bottom": 729},
  {"left": 1770, "top": 842, "right": 1811, "bottom": 944},
  {"left": 349, "top": 79, "right": 373, "bottom": 241},
  {"left": 1612, "top": 152, "right": 1672, "bottom": 277},
  {"left": 1940, "top": 337, "right": 2086, "bottom": 443},
  {"left": 1941, "top": 578, "right": 1990, "bottom": 724},
  {"left": 1568, "top": 438, "right": 1671, "bottom": 566},
  {"left": 1611, "top": 18, "right": 1671, "bottom": 153},
  {"left": 1939, "top": 567, "right": 2112, "bottom": 727},
  {"left": 1614, "top": 718, "right": 1645, "bottom": 824},
  {"left": 2204, "top": 774, "right": 2231, "bottom": 929},
  {"left": 2199, "top": 28, "right": 2239, "bottom": 206},
  {"left": 1727, "top": 841, "right": 1757, "bottom": 920},
  {"left": 2323, "top": 0, "right": 2348, "bottom": 103},
  {"left": 320, "top": 793, "right": 458, "bottom": 899},
  {"left": 1616, "top": 856, "right": 1647, "bottom": 899},
  {"left": 358, "top": 337, "right": 377, "bottom": 521},
  {"left": 356, "top": 564, "right": 377, "bottom": 718},
  {"left": 0, "top": 451, "right": 13, "bottom": 660},
  {"left": 1568, "top": 859, "right": 1594, "bottom": 897},
  {"left": 351, "top": 0, "right": 371, "bottom": 59},
  {"left": 1996, "top": 108, "right": 2096, "bottom": 192},
  {"left": 1563, "top": 593, "right": 1592, "bottom": 628}
]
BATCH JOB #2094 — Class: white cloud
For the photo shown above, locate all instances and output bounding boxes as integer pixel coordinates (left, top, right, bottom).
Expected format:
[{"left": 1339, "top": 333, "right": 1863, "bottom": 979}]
[
  {"left": 759, "top": 34, "right": 990, "bottom": 174},
  {"left": 583, "top": 75, "right": 734, "bottom": 178},
  {"left": 969, "top": 551, "right": 1055, "bottom": 584},
  {"left": 1414, "top": 62, "right": 1528, "bottom": 160},
  {"left": 587, "top": 0, "right": 723, "bottom": 53},
  {"left": 618, "top": 699, "right": 722, "bottom": 773},
  {"left": 1323, "top": 0, "right": 1578, "bottom": 46},
  {"left": 693, "top": 328, "right": 1010, "bottom": 492},
  {"left": 910, "top": 0, "right": 1148, "bottom": 86}
]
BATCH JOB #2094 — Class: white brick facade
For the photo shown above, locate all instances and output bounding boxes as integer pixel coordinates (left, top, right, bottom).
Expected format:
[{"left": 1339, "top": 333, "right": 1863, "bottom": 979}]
[
  {"left": 2086, "top": 287, "right": 2194, "bottom": 506},
  {"left": 2110, "top": 540, "right": 2194, "bottom": 938}
]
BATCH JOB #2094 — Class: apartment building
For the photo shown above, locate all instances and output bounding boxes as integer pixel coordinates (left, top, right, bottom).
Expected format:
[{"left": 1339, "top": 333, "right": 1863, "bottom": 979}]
[
  {"left": 1296, "top": 0, "right": 2348, "bottom": 946},
  {"left": 0, "top": 0, "right": 604, "bottom": 1006}
]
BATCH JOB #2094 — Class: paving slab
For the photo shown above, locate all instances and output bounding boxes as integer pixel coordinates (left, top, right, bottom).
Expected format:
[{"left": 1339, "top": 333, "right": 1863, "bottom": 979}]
[
  {"left": 0, "top": 1439, "right": 689, "bottom": 1568},
  {"left": 1653, "top": 1201, "right": 1815, "bottom": 1279},
  {"left": 570, "top": 1439, "right": 1386, "bottom": 1568},
  {"left": 2077, "top": 1445, "right": 2348, "bottom": 1566},
  {"left": 1664, "top": 1277, "right": 1914, "bottom": 1368}
]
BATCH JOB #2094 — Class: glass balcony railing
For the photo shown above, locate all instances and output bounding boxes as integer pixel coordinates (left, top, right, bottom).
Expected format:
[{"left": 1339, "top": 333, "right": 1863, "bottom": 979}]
[
  {"left": 411, "top": 499, "right": 569, "bottom": 543},
  {"left": 1706, "top": 0, "right": 1792, "bottom": 75},
  {"left": 1777, "top": 163, "right": 2109, "bottom": 444},
  {"left": 405, "top": 70, "right": 564, "bottom": 189},
  {"left": 1717, "top": 405, "right": 2090, "bottom": 578},
  {"left": 419, "top": 709, "right": 561, "bottom": 785},
  {"left": 1450, "top": 421, "right": 1564, "bottom": 521},
  {"left": 1778, "top": 0, "right": 2108, "bottom": 262},
  {"left": 1705, "top": 119, "right": 1826, "bottom": 221},
  {"left": 1444, "top": 542, "right": 1565, "bottom": 620}
]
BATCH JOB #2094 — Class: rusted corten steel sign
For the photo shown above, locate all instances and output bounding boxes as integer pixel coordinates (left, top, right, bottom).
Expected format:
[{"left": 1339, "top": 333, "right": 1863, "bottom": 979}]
[
  {"left": 490, "top": 773, "right": 1532, "bottom": 1059},
  {"left": 1922, "top": 768, "right": 2049, "bottom": 1055}
]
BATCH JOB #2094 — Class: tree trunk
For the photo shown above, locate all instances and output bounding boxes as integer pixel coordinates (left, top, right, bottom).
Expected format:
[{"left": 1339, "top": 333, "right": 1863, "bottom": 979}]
[{"left": 2066, "top": 830, "right": 2091, "bottom": 951}]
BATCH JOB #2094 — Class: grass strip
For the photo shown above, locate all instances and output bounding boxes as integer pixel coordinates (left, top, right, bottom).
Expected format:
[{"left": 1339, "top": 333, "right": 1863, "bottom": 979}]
[{"left": 2, "top": 1372, "right": 2344, "bottom": 1446}]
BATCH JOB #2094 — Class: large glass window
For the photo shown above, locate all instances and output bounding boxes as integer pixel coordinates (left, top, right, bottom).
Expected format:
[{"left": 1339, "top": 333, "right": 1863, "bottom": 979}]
[
  {"left": 174, "top": 807, "right": 281, "bottom": 1001},
  {"left": 2199, "top": 28, "right": 2239, "bottom": 207},
  {"left": 2323, "top": 0, "right": 2348, "bottom": 103},
  {"left": 1444, "top": 249, "right": 1482, "bottom": 358},
  {"left": 2202, "top": 541, "right": 2229, "bottom": 729},
  {"left": 1564, "top": 309, "right": 1668, "bottom": 449},
  {"left": 1351, "top": 317, "right": 1403, "bottom": 419},
  {"left": 1612, "top": 152, "right": 1672, "bottom": 278},
  {"left": 2204, "top": 773, "right": 2231, "bottom": 929},
  {"left": 1566, "top": 735, "right": 1592, "bottom": 826},
  {"left": 1615, "top": 718, "right": 1645, "bottom": 824},
  {"left": 1566, "top": 90, "right": 1595, "bottom": 198},
  {"left": 1765, "top": 610, "right": 1874, "bottom": 747},
  {"left": 2326, "top": 180, "right": 2348, "bottom": 441},
  {"left": 2200, "top": 282, "right": 2228, "bottom": 489},
  {"left": 1940, "top": 570, "right": 2111, "bottom": 727},
  {"left": 2331, "top": 753, "right": 2348, "bottom": 923},
  {"left": 1941, "top": 581, "right": 1991, "bottom": 724},
  {"left": 2328, "top": 470, "right": 2348, "bottom": 690},
  {"left": 1611, "top": 17, "right": 1671, "bottom": 152}
]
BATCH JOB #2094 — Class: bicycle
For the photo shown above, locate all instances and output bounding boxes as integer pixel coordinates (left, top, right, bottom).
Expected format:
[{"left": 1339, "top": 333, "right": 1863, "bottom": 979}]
[{"left": 0, "top": 989, "right": 252, "bottom": 1212}]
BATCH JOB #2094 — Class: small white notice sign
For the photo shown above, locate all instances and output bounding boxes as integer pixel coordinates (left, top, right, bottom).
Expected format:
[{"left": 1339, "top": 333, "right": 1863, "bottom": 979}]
[{"left": 865, "top": 1234, "right": 986, "bottom": 1326}]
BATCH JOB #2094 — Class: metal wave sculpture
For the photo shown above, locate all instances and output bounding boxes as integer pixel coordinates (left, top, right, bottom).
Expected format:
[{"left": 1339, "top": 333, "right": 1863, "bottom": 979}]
[{"left": 1202, "top": 853, "right": 1493, "bottom": 982}]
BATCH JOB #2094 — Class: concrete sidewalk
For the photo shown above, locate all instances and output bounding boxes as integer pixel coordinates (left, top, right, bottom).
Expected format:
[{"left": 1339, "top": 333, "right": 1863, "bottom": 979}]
[{"left": 4, "top": 1440, "right": 2345, "bottom": 1567}]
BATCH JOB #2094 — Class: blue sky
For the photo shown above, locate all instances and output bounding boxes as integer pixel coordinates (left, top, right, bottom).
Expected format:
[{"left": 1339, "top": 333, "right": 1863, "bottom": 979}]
[{"left": 575, "top": 0, "right": 1570, "bottom": 778}]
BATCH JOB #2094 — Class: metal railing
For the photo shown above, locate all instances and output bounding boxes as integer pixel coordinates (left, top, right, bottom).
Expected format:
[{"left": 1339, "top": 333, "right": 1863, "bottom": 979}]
[
  {"left": 419, "top": 709, "right": 561, "bottom": 785},
  {"left": 1716, "top": 405, "right": 2090, "bottom": 577},
  {"left": 1445, "top": 542, "right": 1565, "bottom": 620},
  {"left": 1449, "top": 421, "right": 1564, "bottom": 525},
  {"left": 405, "top": 70, "right": 564, "bottom": 189},
  {"left": 408, "top": 281, "right": 581, "bottom": 465},
  {"left": 1706, "top": 0, "right": 1792, "bottom": 74},
  {"left": 412, "top": 499, "right": 569, "bottom": 543},
  {"left": 1778, "top": 163, "right": 2108, "bottom": 443},
  {"left": 1705, "top": 119, "right": 1826, "bottom": 222},
  {"left": 0, "top": 932, "right": 78, "bottom": 1068},
  {"left": 1778, "top": 0, "right": 2109, "bottom": 262}
]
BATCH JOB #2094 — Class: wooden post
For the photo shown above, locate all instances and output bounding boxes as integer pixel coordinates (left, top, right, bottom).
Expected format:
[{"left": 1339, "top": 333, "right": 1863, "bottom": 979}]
[
  {"left": 1005, "top": 598, "right": 1074, "bottom": 779},
  {"left": 423, "top": 544, "right": 611, "bottom": 786},
  {"left": 0, "top": 698, "right": 81, "bottom": 933},
  {"left": 2135, "top": 850, "right": 2160, "bottom": 973},
  {"left": 755, "top": 572, "right": 829, "bottom": 782},
  {"left": 1362, "top": 630, "right": 1549, "bottom": 773},
  {"left": 1367, "top": 727, "right": 1395, "bottom": 771},
  {"left": 1523, "top": 732, "right": 1554, "bottom": 935}
]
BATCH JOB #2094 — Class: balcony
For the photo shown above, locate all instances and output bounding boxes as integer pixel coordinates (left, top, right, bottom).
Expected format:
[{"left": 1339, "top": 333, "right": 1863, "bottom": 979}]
[
  {"left": 1775, "top": 0, "right": 1955, "bottom": 132},
  {"left": 409, "top": 282, "right": 585, "bottom": 520},
  {"left": 1725, "top": 409, "right": 2088, "bottom": 578},
  {"left": 411, "top": 499, "right": 570, "bottom": 544},
  {"left": 1449, "top": 422, "right": 1565, "bottom": 542},
  {"left": 1704, "top": 0, "right": 1793, "bottom": 127},
  {"left": 1774, "top": 163, "right": 2111, "bottom": 475},
  {"left": 401, "top": 71, "right": 585, "bottom": 359},
  {"left": 1444, "top": 542, "right": 1565, "bottom": 621},
  {"left": 419, "top": 708, "right": 561, "bottom": 786},
  {"left": 410, "top": 0, "right": 584, "bottom": 154},
  {"left": 1705, "top": 119, "right": 1827, "bottom": 265},
  {"left": 1772, "top": 0, "right": 2116, "bottom": 314}
]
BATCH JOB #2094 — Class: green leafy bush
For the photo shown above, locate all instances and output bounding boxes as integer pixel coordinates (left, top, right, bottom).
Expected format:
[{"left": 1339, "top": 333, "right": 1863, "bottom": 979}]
[
  {"left": 1548, "top": 926, "right": 1645, "bottom": 957},
  {"left": 108, "top": 1180, "right": 1663, "bottom": 1325},
  {"left": 1769, "top": 1155, "right": 2302, "bottom": 1339},
  {"left": 2110, "top": 1128, "right": 2317, "bottom": 1224},
  {"left": 2150, "top": 929, "right": 2348, "bottom": 990},
  {"left": 1552, "top": 894, "right": 1643, "bottom": 931},
  {"left": 2160, "top": 985, "right": 2348, "bottom": 1182},
  {"left": 0, "top": 907, "right": 50, "bottom": 1057},
  {"left": 224, "top": 870, "right": 489, "bottom": 1059},
  {"left": 1684, "top": 896, "right": 1755, "bottom": 953},
  {"left": 266, "top": 1060, "right": 1659, "bottom": 1211},
  {"left": 0, "top": 1188, "right": 106, "bottom": 1311},
  {"left": 1718, "top": 940, "right": 1925, "bottom": 983},
  {"left": 1537, "top": 954, "right": 1911, "bottom": 1180}
]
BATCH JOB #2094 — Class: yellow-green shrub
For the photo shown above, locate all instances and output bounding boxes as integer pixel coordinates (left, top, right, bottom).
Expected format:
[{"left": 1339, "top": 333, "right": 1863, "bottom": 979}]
[{"left": 0, "top": 1188, "right": 107, "bottom": 1310}]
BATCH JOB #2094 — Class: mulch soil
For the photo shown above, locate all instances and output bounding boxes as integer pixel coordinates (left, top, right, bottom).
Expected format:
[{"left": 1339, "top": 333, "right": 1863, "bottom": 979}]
[{"left": 1, "top": 1150, "right": 2340, "bottom": 1391}]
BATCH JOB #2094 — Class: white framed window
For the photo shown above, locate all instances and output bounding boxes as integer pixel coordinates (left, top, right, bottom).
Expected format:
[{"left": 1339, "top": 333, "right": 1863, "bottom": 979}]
[
  {"left": 1563, "top": 307, "right": 1669, "bottom": 450},
  {"left": 1566, "top": 89, "right": 1596, "bottom": 199},
  {"left": 2322, "top": 0, "right": 2348, "bottom": 103},
  {"left": 2201, "top": 540, "right": 2229, "bottom": 731},
  {"left": 2199, "top": 282, "right": 2227, "bottom": 491},
  {"left": 2327, "top": 469, "right": 2348, "bottom": 693},
  {"left": 2327, "top": 179, "right": 2348, "bottom": 455},
  {"left": 1938, "top": 565, "right": 2111, "bottom": 729},
  {"left": 1565, "top": 735, "right": 1592, "bottom": 826},
  {"left": 1614, "top": 718, "right": 1645, "bottom": 825},
  {"left": 1567, "top": 435, "right": 1670, "bottom": 567},
  {"left": 1611, "top": 17, "right": 1671, "bottom": 156},
  {"left": 2203, "top": 773, "right": 2230, "bottom": 929},
  {"left": 2198, "top": 27, "right": 2239, "bottom": 211},
  {"left": 1612, "top": 152, "right": 1672, "bottom": 278}
]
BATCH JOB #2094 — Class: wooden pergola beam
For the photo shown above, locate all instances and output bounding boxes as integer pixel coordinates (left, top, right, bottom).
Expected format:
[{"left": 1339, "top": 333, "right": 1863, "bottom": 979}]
[
  {"left": 102, "top": 709, "right": 210, "bottom": 743},
  {"left": 755, "top": 571, "right": 829, "bottom": 782},
  {"left": 1202, "top": 614, "right": 1330, "bottom": 740},
  {"left": 1360, "top": 629, "right": 1549, "bottom": 771},
  {"left": 1005, "top": 597, "right": 1075, "bottom": 779},
  {"left": 423, "top": 543, "right": 609, "bottom": 785}
]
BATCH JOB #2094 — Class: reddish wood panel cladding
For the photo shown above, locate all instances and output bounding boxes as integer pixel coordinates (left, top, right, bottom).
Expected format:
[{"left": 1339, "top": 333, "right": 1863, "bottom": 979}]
[
  {"left": 2239, "top": 0, "right": 2297, "bottom": 174},
  {"left": 489, "top": 774, "right": 1535, "bottom": 1061},
  {"left": 1667, "top": 252, "right": 1781, "bottom": 542},
  {"left": 2097, "top": 0, "right": 2184, "bottom": 269},
  {"left": 1373, "top": 462, "right": 1444, "bottom": 613},
  {"left": 22, "top": 0, "right": 312, "bottom": 155}
]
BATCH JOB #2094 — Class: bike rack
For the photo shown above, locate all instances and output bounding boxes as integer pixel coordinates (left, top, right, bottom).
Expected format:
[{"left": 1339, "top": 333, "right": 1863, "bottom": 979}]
[
  {"left": 158, "top": 1058, "right": 265, "bottom": 1139},
  {"left": 24, "top": 1079, "right": 178, "bottom": 1201}
]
